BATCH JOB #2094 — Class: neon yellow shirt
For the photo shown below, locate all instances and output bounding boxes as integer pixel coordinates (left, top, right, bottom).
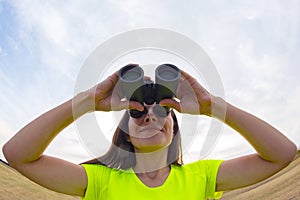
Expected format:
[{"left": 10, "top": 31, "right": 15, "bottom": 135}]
[{"left": 82, "top": 160, "right": 223, "bottom": 200}]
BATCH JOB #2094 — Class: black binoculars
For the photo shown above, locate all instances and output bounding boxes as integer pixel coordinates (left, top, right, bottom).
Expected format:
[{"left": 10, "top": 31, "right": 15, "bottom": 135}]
[{"left": 118, "top": 63, "right": 181, "bottom": 105}]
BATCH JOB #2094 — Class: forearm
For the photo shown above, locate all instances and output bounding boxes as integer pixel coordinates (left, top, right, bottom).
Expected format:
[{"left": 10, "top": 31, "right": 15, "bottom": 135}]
[
  {"left": 211, "top": 97, "right": 297, "bottom": 164},
  {"left": 3, "top": 92, "right": 91, "bottom": 165}
]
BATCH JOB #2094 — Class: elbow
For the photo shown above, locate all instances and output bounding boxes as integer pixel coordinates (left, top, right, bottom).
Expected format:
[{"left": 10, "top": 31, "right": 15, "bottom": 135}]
[
  {"left": 287, "top": 142, "right": 297, "bottom": 161},
  {"left": 280, "top": 143, "right": 297, "bottom": 167},
  {"left": 2, "top": 142, "right": 17, "bottom": 168},
  {"left": 2, "top": 143, "right": 11, "bottom": 164},
  {"left": 289, "top": 143, "right": 298, "bottom": 161}
]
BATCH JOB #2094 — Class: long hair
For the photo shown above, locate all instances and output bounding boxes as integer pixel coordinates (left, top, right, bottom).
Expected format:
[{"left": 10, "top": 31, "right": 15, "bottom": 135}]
[{"left": 81, "top": 110, "right": 183, "bottom": 169}]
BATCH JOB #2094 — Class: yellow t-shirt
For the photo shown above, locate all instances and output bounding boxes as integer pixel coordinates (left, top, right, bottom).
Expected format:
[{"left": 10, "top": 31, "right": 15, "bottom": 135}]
[{"left": 82, "top": 160, "right": 223, "bottom": 200}]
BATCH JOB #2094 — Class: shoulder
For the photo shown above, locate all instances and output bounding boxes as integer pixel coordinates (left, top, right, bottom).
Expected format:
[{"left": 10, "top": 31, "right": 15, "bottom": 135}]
[
  {"left": 81, "top": 164, "right": 113, "bottom": 183},
  {"left": 81, "top": 164, "right": 123, "bottom": 176},
  {"left": 170, "top": 160, "right": 223, "bottom": 177},
  {"left": 81, "top": 164, "right": 130, "bottom": 199},
  {"left": 81, "top": 164, "right": 131, "bottom": 179},
  {"left": 183, "top": 160, "right": 224, "bottom": 198},
  {"left": 174, "top": 160, "right": 223, "bottom": 180},
  {"left": 184, "top": 159, "right": 223, "bottom": 170},
  {"left": 82, "top": 164, "right": 105, "bottom": 174},
  {"left": 170, "top": 160, "right": 224, "bottom": 198}
]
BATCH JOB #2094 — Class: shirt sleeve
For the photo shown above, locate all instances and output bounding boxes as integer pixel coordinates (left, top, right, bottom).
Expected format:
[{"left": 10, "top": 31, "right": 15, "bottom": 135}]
[
  {"left": 81, "top": 164, "right": 108, "bottom": 200},
  {"left": 205, "top": 160, "right": 224, "bottom": 199}
]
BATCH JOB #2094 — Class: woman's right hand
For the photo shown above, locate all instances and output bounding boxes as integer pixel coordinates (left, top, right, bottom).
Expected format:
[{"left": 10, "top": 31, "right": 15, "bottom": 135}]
[{"left": 77, "top": 69, "right": 144, "bottom": 114}]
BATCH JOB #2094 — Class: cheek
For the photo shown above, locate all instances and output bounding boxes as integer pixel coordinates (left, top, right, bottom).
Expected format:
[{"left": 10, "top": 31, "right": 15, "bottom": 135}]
[
  {"left": 128, "top": 118, "right": 141, "bottom": 135},
  {"left": 164, "top": 117, "right": 174, "bottom": 136},
  {"left": 128, "top": 119, "right": 135, "bottom": 135}
]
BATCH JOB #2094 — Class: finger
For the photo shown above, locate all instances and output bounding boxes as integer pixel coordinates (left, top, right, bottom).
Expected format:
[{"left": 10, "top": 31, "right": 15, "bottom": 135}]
[
  {"left": 180, "top": 69, "right": 209, "bottom": 94},
  {"left": 112, "top": 100, "right": 144, "bottom": 111},
  {"left": 176, "top": 76, "right": 194, "bottom": 99},
  {"left": 180, "top": 69, "right": 193, "bottom": 80},
  {"left": 96, "top": 70, "right": 119, "bottom": 94},
  {"left": 180, "top": 69, "right": 201, "bottom": 87},
  {"left": 128, "top": 101, "right": 144, "bottom": 111},
  {"left": 159, "top": 99, "right": 182, "bottom": 113},
  {"left": 107, "top": 70, "right": 120, "bottom": 86}
]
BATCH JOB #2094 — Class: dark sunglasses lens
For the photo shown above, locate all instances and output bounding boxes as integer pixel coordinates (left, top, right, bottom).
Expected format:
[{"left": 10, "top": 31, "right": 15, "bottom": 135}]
[
  {"left": 153, "top": 105, "right": 170, "bottom": 117},
  {"left": 129, "top": 105, "right": 170, "bottom": 118},
  {"left": 129, "top": 109, "right": 144, "bottom": 118}
]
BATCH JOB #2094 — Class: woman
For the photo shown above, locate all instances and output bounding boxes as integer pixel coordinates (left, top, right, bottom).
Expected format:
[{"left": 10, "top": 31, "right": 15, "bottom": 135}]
[{"left": 2, "top": 65, "right": 296, "bottom": 199}]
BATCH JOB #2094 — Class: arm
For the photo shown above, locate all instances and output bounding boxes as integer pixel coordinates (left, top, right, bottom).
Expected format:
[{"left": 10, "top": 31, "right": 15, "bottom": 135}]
[
  {"left": 212, "top": 97, "right": 296, "bottom": 191},
  {"left": 160, "top": 70, "right": 297, "bottom": 191},
  {"left": 2, "top": 95, "right": 88, "bottom": 196},
  {"left": 2, "top": 71, "right": 142, "bottom": 196}
]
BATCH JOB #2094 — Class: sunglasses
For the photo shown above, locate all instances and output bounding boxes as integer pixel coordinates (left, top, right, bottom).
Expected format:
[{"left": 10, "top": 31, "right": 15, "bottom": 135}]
[{"left": 128, "top": 104, "right": 171, "bottom": 118}]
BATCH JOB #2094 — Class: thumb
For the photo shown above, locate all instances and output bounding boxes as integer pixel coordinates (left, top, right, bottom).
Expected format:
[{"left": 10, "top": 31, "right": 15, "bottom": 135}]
[
  {"left": 128, "top": 101, "right": 144, "bottom": 111},
  {"left": 159, "top": 99, "right": 181, "bottom": 113},
  {"left": 113, "top": 100, "right": 144, "bottom": 111}
]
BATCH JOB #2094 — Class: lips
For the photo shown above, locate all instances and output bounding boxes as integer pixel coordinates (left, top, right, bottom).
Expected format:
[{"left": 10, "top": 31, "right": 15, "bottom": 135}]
[
  {"left": 139, "top": 125, "right": 162, "bottom": 132},
  {"left": 134, "top": 125, "right": 164, "bottom": 138}
]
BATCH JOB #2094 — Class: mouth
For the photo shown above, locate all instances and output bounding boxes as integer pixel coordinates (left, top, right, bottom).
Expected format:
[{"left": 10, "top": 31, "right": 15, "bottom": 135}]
[
  {"left": 140, "top": 125, "right": 163, "bottom": 132},
  {"left": 135, "top": 126, "right": 164, "bottom": 138}
]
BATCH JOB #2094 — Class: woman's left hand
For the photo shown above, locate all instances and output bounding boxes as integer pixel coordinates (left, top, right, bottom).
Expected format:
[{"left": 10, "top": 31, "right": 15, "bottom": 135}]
[{"left": 159, "top": 69, "right": 213, "bottom": 116}]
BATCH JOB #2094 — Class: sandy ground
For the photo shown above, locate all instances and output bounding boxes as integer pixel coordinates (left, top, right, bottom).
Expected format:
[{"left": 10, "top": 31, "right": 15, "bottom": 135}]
[
  {"left": 1, "top": 151, "right": 299, "bottom": 199},
  {"left": 222, "top": 151, "right": 300, "bottom": 200}
]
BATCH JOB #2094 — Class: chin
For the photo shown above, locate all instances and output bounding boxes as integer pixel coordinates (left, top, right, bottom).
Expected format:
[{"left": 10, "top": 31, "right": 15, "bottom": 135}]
[{"left": 134, "top": 144, "right": 170, "bottom": 153}]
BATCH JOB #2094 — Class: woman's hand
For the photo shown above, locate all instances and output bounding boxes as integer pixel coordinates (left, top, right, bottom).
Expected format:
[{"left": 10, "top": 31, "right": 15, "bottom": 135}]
[
  {"left": 76, "top": 70, "right": 144, "bottom": 114},
  {"left": 159, "top": 69, "right": 213, "bottom": 116}
]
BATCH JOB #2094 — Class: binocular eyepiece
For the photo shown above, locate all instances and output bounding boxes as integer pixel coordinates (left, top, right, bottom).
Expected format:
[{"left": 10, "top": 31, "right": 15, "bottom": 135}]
[{"left": 118, "top": 64, "right": 181, "bottom": 105}]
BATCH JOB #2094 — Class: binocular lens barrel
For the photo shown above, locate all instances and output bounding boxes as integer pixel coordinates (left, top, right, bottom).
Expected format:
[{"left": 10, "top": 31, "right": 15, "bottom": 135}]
[
  {"left": 155, "top": 64, "right": 180, "bottom": 102},
  {"left": 118, "top": 63, "right": 180, "bottom": 105},
  {"left": 156, "top": 64, "right": 180, "bottom": 81},
  {"left": 121, "top": 70, "right": 141, "bottom": 81},
  {"left": 118, "top": 64, "right": 144, "bottom": 104}
]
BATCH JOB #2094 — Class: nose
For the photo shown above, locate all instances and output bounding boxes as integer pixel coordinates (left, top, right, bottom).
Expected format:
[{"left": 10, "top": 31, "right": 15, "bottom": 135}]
[{"left": 143, "top": 107, "right": 158, "bottom": 123}]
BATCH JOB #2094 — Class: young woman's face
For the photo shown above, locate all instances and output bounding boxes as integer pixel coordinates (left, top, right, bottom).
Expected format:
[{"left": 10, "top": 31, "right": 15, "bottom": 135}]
[{"left": 128, "top": 104, "right": 174, "bottom": 153}]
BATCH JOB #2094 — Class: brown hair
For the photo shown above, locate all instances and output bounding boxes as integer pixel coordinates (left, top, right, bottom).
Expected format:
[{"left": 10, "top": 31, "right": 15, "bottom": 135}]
[{"left": 82, "top": 110, "right": 183, "bottom": 169}]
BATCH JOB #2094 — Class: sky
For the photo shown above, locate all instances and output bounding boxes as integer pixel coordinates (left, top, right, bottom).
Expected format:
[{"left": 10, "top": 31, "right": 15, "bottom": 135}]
[{"left": 0, "top": 0, "right": 299, "bottom": 164}]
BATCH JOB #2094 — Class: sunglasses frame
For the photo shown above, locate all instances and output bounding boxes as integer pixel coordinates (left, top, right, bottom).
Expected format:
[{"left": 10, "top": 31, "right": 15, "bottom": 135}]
[{"left": 128, "top": 104, "right": 171, "bottom": 119}]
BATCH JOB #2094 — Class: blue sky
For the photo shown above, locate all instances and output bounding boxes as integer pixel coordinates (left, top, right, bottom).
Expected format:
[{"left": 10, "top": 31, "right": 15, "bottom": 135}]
[{"left": 0, "top": 0, "right": 299, "bottom": 163}]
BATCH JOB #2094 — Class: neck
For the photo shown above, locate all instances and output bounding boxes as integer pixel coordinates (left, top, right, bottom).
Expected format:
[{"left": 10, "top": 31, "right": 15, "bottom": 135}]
[{"left": 133, "top": 147, "right": 169, "bottom": 174}]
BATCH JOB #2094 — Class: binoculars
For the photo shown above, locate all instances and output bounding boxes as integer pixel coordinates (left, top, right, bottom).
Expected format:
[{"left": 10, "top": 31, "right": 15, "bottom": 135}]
[{"left": 118, "top": 64, "right": 181, "bottom": 106}]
